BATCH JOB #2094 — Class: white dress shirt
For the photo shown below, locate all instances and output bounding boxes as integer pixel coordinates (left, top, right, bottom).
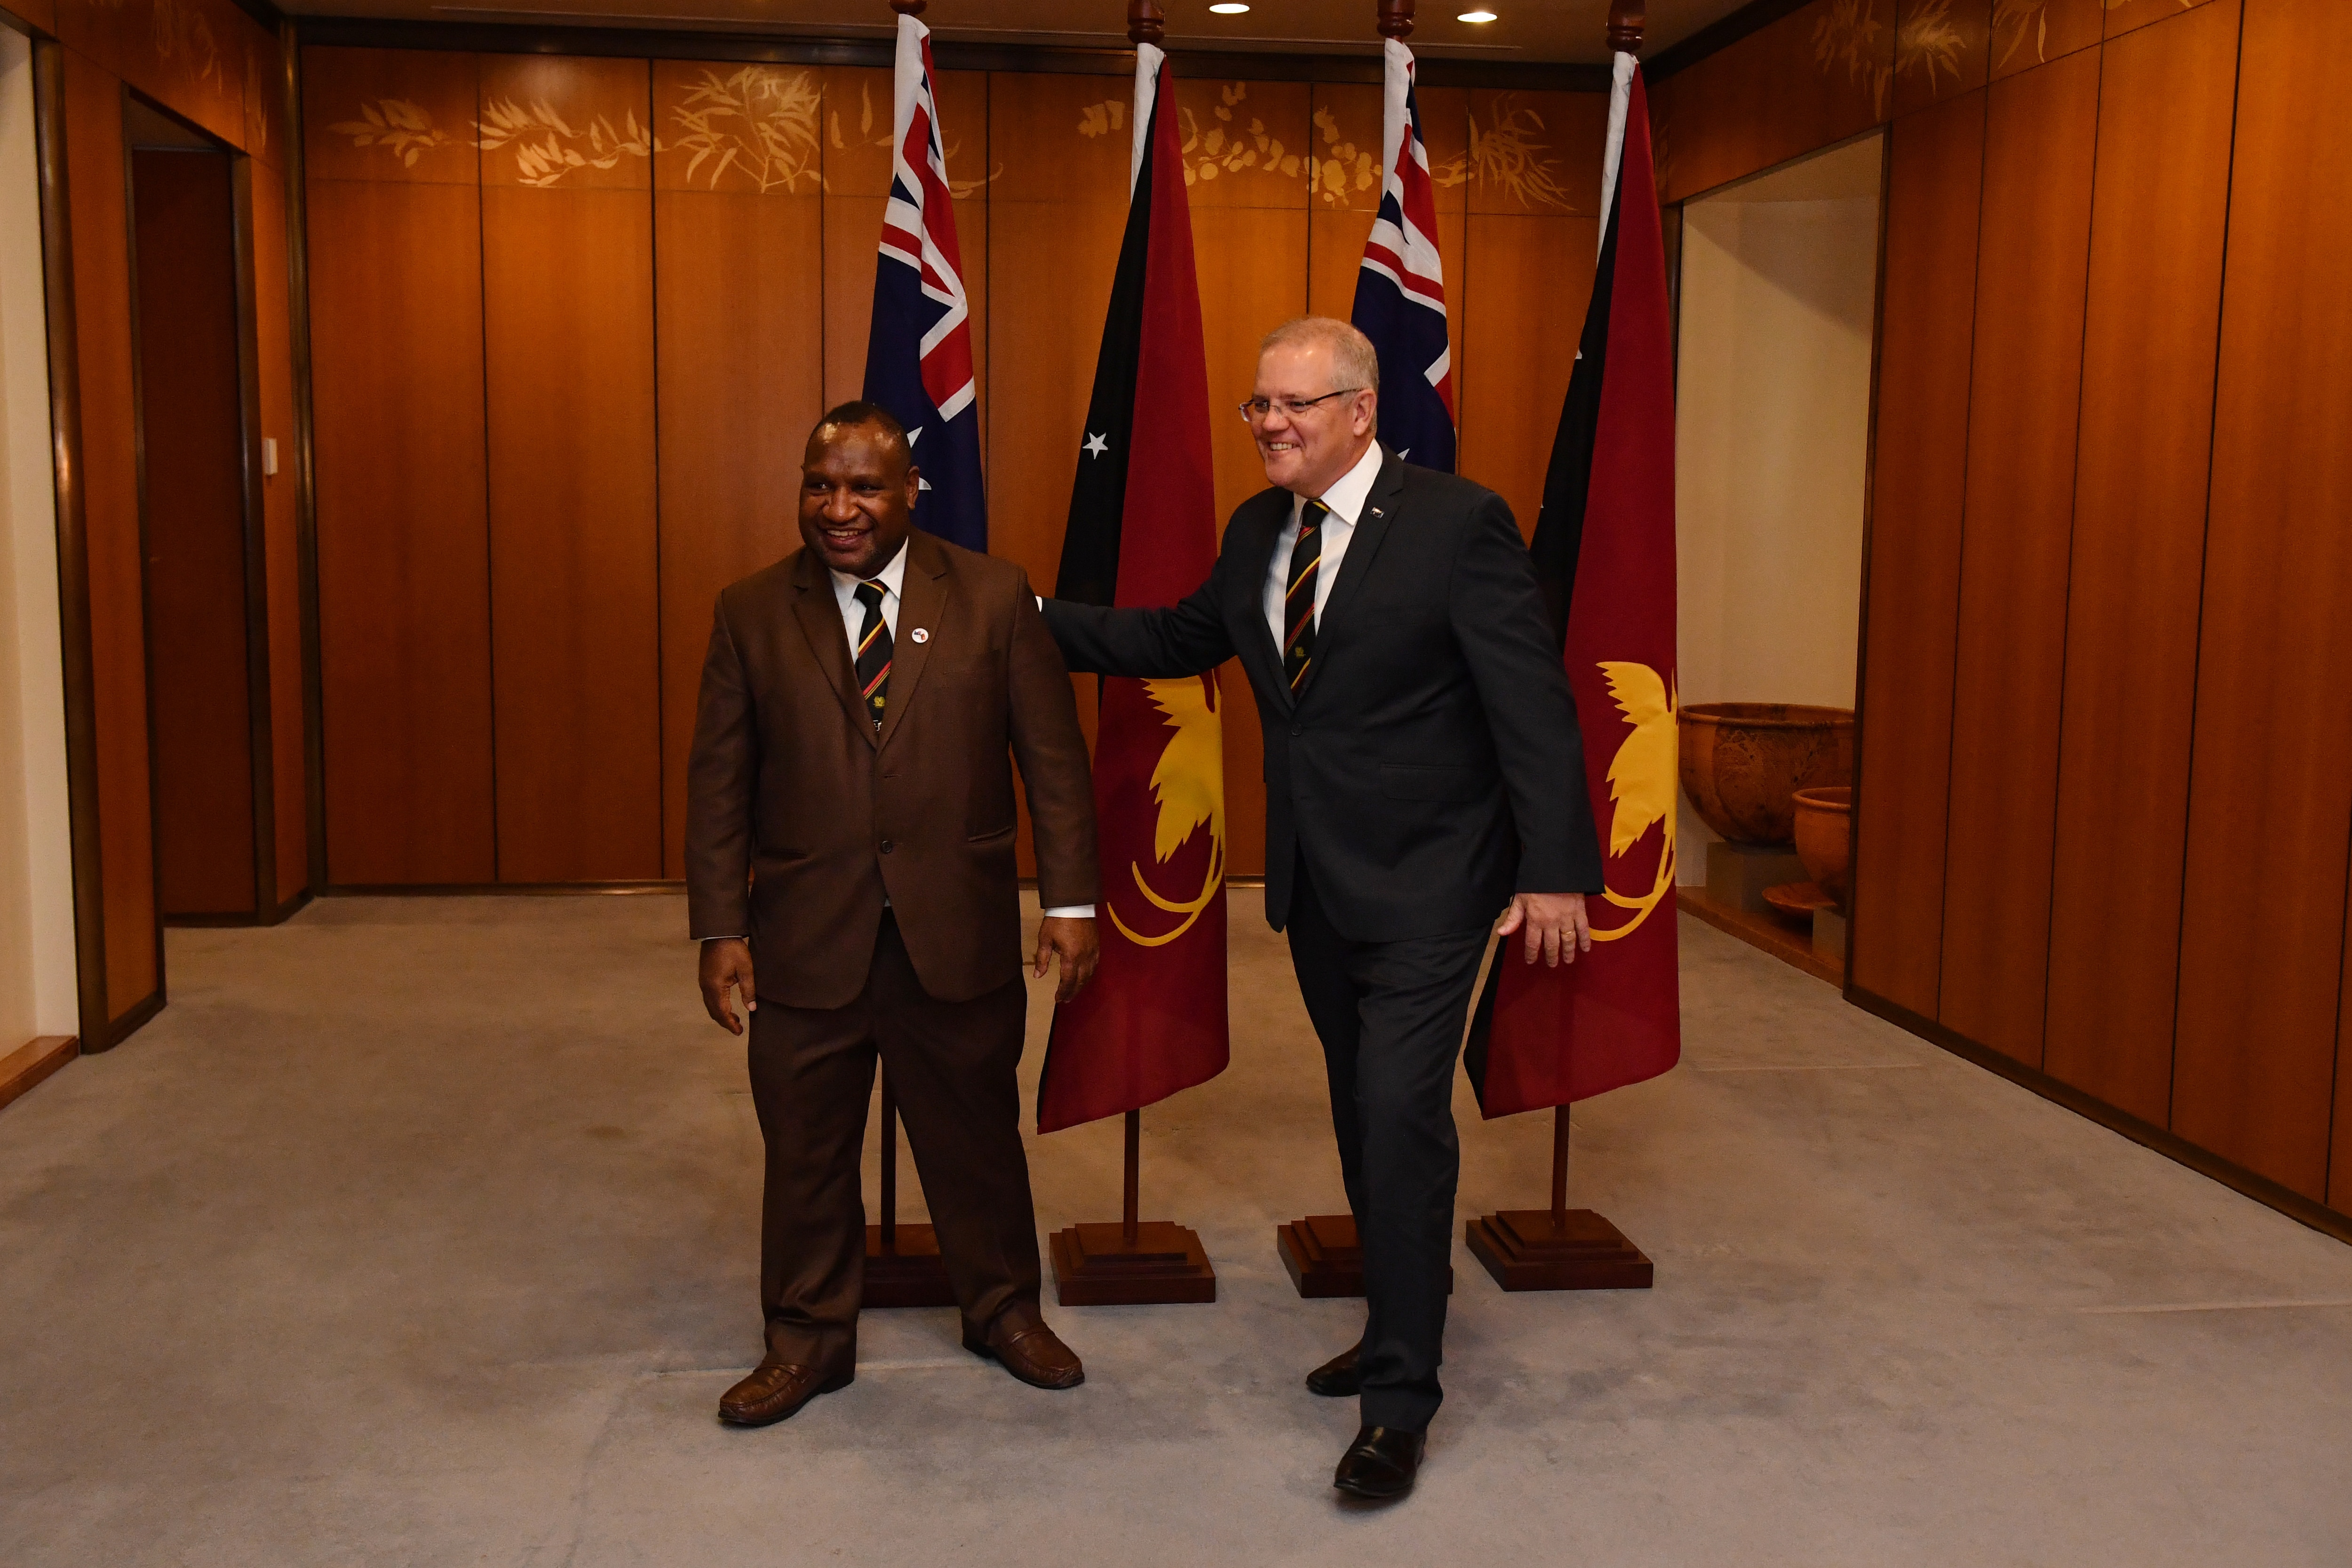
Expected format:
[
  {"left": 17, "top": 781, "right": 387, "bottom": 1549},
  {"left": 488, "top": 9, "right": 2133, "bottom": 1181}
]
[
  {"left": 705, "top": 538, "right": 1091, "bottom": 935},
  {"left": 1263, "top": 439, "right": 1383, "bottom": 653},
  {"left": 828, "top": 538, "right": 908, "bottom": 649}
]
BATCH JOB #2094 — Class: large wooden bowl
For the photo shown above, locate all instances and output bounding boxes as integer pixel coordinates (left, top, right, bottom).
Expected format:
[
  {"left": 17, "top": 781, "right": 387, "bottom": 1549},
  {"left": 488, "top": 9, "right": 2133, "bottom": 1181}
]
[
  {"left": 1677, "top": 703, "right": 1855, "bottom": 845},
  {"left": 1792, "top": 786, "right": 1853, "bottom": 909}
]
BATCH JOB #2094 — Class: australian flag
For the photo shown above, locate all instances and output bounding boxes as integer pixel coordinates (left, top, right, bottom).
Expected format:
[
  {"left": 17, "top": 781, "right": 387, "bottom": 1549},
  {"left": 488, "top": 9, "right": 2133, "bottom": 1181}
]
[
  {"left": 1350, "top": 37, "right": 1456, "bottom": 474},
  {"left": 862, "top": 12, "right": 986, "bottom": 550}
]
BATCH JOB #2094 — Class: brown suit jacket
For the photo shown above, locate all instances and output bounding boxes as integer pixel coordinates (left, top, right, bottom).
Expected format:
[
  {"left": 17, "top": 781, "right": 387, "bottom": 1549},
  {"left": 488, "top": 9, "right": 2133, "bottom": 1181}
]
[{"left": 685, "top": 531, "right": 1098, "bottom": 1009}]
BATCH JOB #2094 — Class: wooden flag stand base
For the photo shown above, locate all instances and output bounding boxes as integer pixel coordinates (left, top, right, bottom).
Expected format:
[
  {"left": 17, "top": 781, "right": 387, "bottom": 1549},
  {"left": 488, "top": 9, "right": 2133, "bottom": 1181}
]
[
  {"left": 1049, "top": 1109, "right": 1216, "bottom": 1305},
  {"left": 1277, "top": 1213, "right": 1455, "bottom": 1298},
  {"left": 863, "top": 1070, "right": 958, "bottom": 1309},
  {"left": 1466, "top": 1107, "right": 1654, "bottom": 1291}
]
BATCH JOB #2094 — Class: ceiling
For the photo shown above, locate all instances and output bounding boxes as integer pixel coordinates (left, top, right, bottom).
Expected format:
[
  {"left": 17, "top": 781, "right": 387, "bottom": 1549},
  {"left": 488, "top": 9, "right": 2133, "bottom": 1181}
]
[{"left": 286, "top": 0, "right": 1760, "bottom": 66}]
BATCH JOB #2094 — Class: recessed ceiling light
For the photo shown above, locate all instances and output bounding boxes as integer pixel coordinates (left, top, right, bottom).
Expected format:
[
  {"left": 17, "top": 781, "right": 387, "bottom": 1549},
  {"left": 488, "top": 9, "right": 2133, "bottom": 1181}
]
[
  {"left": 1458, "top": 8, "right": 1499, "bottom": 20},
  {"left": 1209, "top": 2, "right": 1250, "bottom": 12}
]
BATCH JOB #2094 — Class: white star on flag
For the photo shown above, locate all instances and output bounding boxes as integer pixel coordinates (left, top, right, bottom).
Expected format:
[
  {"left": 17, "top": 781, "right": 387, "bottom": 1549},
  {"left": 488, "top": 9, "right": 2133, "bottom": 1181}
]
[
  {"left": 1083, "top": 432, "right": 1110, "bottom": 458},
  {"left": 908, "top": 425, "right": 932, "bottom": 490}
]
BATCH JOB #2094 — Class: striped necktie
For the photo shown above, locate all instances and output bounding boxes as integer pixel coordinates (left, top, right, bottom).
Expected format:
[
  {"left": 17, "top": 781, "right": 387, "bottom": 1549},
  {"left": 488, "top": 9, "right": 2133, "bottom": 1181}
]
[
  {"left": 853, "top": 580, "right": 892, "bottom": 729},
  {"left": 1281, "top": 499, "right": 1328, "bottom": 692}
]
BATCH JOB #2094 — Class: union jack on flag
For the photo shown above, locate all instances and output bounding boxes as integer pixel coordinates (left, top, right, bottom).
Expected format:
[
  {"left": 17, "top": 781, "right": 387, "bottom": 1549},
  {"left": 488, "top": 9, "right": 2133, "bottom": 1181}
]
[
  {"left": 1351, "top": 37, "right": 1456, "bottom": 475},
  {"left": 862, "top": 11, "right": 986, "bottom": 549}
]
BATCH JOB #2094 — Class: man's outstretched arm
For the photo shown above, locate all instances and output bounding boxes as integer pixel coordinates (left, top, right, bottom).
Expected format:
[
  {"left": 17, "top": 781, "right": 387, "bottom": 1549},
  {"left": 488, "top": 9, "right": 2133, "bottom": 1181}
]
[{"left": 1039, "top": 542, "right": 1238, "bottom": 679}]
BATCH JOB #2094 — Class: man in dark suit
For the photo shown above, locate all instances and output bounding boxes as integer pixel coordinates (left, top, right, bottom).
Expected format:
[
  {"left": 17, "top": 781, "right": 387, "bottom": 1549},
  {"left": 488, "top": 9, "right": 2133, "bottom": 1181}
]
[
  {"left": 687, "top": 402, "right": 1102, "bottom": 1428},
  {"left": 1041, "top": 318, "right": 1603, "bottom": 1498}
]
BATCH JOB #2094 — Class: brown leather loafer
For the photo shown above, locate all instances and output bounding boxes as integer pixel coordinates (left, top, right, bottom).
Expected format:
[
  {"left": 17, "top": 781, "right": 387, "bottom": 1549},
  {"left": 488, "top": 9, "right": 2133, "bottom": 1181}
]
[
  {"left": 1305, "top": 1339, "right": 1363, "bottom": 1398},
  {"left": 716, "top": 1356, "right": 853, "bottom": 1427},
  {"left": 1333, "top": 1423, "right": 1425, "bottom": 1499},
  {"left": 962, "top": 1302, "right": 1085, "bottom": 1389}
]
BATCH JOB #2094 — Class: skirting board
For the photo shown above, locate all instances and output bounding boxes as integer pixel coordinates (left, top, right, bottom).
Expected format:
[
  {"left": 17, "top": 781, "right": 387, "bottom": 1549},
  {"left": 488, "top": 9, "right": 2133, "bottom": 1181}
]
[
  {"left": 0, "top": 1036, "right": 79, "bottom": 1114},
  {"left": 1847, "top": 987, "right": 2352, "bottom": 1250}
]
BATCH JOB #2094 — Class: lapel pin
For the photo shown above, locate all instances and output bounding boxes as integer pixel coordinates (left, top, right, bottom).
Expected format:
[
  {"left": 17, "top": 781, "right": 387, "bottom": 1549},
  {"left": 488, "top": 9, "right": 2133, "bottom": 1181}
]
[
  {"left": 910, "top": 628, "right": 930, "bottom": 644},
  {"left": 1370, "top": 507, "right": 1383, "bottom": 517}
]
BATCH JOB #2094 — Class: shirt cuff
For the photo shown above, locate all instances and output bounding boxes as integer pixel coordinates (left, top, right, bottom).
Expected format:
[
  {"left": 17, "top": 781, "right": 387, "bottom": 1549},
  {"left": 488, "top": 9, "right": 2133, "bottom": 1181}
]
[
  {"left": 1041, "top": 905, "right": 1095, "bottom": 919},
  {"left": 697, "top": 935, "right": 745, "bottom": 942}
]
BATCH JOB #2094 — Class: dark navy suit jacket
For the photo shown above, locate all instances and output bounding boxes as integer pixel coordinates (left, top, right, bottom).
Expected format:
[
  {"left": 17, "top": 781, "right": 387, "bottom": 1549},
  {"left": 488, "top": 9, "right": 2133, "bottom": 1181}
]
[{"left": 1042, "top": 446, "right": 1604, "bottom": 942}]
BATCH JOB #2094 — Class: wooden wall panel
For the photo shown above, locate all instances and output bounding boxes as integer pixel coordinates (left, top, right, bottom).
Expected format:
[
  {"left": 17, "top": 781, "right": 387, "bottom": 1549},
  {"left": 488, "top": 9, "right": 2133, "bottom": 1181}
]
[
  {"left": 2042, "top": 0, "right": 2239, "bottom": 1124},
  {"left": 133, "top": 147, "right": 254, "bottom": 919},
  {"left": 2173, "top": 0, "right": 2352, "bottom": 1199},
  {"left": 1652, "top": 0, "right": 1894, "bottom": 202},
  {"left": 1458, "top": 215, "right": 1593, "bottom": 541},
  {"left": 249, "top": 165, "right": 308, "bottom": 905},
  {"left": 303, "top": 47, "right": 494, "bottom": 885},
  {"left": 240, "top": 20, "right": 287, "bottom": 170},
  {"left": 2105, "top": 0, "right": 2219, "bottom": 40},
  {"left": 479, "top": 55, "right": 661, "bottom": 883},
  {"left": 1893, "top": 0, "right": 1993, "bottom": 117},
  {"left": 64, "top": 50, "right": 160, "bottom": 1017},
  {"left": 820, "top": 65, "right": 890, "bottom": 412},
  {"left": 1990, "top": 0, "right": 2104, "bottom": 78},
  {"left": 1935, "top": 49, "right": 2099, "bottom": 1067},
  {"left": 652, "top": 61, "right": 826, "bottom": 881},
  {"left": 1458, "top": 89, "right": 1605, "bottom": 538},
  {"left": 12, "top": 0, "right": 57, "bottom": 38},
  {"left": 1849, "top": 89, "right": 1984, "bottom": 1019},
  {"left": 56, "top": 0, "right": 250, "bottom": 150}
]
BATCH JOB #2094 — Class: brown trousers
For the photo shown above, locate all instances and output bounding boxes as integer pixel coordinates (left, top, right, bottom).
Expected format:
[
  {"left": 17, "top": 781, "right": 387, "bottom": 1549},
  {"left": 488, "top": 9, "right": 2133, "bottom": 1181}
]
[{"left": 747, "top": 913, "right": 1040, "bottom": 1367}]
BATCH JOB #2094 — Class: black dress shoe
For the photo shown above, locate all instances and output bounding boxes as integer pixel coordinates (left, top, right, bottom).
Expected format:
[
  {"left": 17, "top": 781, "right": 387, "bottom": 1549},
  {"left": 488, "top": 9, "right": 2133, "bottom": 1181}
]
[
  {"left": 1305, "top": 1340, "right": 1363, "bottom": 1397},
  {"left": 1333, "top": 1424, "right": 1424, "bottom": 1499}
]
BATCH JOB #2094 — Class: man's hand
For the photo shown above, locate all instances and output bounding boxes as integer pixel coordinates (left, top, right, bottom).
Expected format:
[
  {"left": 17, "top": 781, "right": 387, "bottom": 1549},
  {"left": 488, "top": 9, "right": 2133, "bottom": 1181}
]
[
  {"left": 699, "top": 938, "right": 757, "bottom": 1034},
  {"left": 1033, "top": 916, "right": 1100, "bottom": 1003},
  {"left": 1495, "top": 892, "right": 1594, "bottom": 968}
]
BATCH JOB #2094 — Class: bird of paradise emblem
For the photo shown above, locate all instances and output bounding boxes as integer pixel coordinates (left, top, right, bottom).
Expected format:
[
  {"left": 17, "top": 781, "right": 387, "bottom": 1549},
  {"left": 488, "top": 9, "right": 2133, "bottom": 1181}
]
[
  {"left": 1589, "top": 660, "right": 1677, "bottom": 939},
  {"left": 1109, "top": 674, "right": 1226, "bottom": 947}
]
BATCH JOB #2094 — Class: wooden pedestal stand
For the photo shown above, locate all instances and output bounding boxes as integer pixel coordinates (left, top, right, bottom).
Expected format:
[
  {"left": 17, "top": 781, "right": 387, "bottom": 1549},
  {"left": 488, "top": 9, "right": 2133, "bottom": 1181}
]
[
  {"left": 1466, "top": 1107, "right": 1653, "bottom": 1290},
  {"left": 863, "top": 1069, "right": 958, "bottom": 1308},
  {"left": 1049, "top": 1109, "right": 1216, "bottom": 1305},
  {"left": 1276, "top": 1212, "right": 1456, "bottom": 1298}
]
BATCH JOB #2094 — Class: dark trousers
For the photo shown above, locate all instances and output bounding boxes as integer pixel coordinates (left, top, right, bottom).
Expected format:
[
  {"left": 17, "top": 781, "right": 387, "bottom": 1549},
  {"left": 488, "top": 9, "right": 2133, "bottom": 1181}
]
[
  {"left": 745, "top": 913, "right": 1040, "bottom": 1368},
  {"left": 1286, "top": 860, "right": 1491, "bottom": 1432}
]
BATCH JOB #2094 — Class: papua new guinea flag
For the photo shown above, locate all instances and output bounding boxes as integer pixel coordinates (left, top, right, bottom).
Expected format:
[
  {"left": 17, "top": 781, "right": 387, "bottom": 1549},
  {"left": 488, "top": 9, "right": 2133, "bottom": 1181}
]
[
  {"left": 1350, "top": 36, "right": 1456, "bottom": 473},
  {"left": 1464, "top": 55, "right": 1680, "bottom": 1117},
  {"left": 1035, "top": 42, "right": 1229, "bottom": 1135},
  {"left": 860, "top": 12, "right": 986, "bottom": 550}
]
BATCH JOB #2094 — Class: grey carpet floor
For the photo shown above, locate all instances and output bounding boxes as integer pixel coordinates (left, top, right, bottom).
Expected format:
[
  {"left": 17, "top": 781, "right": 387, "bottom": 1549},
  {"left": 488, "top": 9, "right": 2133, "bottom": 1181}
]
[{"left": 3, "top": 891, "right": 2349, "bottom": 1566}]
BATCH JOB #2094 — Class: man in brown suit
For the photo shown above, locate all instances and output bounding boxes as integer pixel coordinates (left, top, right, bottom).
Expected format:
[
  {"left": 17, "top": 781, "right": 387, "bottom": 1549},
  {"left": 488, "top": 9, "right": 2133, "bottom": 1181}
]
[{"left": 686, "top": 402, "right": 1102, "bottom": 1427}]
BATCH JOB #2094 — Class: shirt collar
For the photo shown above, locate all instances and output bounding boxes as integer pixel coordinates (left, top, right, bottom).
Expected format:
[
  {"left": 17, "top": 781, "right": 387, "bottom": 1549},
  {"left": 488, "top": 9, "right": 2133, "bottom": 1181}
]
[
  {"left": 831, "top": 537, "right": 909, "bottom": 599},
  {"left": 1303, "top": 441, "right": 1385, "bottom": 528}
]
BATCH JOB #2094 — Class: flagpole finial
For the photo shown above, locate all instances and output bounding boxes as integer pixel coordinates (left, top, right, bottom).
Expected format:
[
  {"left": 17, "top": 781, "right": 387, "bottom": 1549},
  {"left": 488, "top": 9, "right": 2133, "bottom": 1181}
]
[
  {"left": 1606, "top": 0, "right": 1644, "bottom": 51},
  {"left": 1128, "top": 0, "right": 1165, "bottom": 46},
  {"left": 1377, "top": 0, "right": 1415, "bottom": 40},
  {"left": 889, "top": 0, "right": 924, "bottom": 14}
]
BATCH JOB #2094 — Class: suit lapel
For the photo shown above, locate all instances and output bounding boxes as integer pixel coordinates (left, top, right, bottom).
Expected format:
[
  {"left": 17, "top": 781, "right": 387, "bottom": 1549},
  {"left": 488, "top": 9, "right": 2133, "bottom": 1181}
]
[
  {"left": 1296, "top": 447, "right": 1404, "bottom": 697},
  {"left": 790, "top": 549, "right": 878, "bottom": 748},
  {"left": 876, "top": 533, "right": 947, "bottom": 752},
  {"left": 1240, "top": 493, "right": 1296, "bottom": 713}
]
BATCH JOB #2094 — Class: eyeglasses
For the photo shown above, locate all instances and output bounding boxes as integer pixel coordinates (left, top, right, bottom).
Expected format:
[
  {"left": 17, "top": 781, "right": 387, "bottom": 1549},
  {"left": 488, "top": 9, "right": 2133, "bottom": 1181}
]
[{"left": 1237, "top": 388, "right": 1364, "bottom": 423}]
